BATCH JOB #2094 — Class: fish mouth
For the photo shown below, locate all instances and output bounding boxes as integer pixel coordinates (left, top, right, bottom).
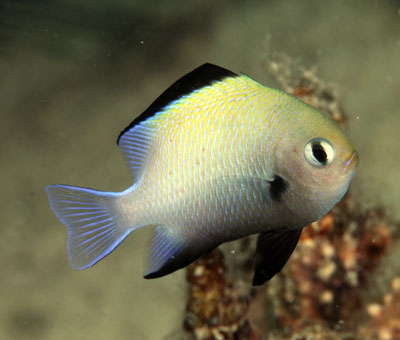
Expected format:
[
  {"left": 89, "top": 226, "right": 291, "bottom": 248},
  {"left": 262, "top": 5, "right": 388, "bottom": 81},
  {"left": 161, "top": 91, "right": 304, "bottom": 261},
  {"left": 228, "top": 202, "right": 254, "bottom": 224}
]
[{"left": 343, "top": 150, "right": 359, "bottom": 174}]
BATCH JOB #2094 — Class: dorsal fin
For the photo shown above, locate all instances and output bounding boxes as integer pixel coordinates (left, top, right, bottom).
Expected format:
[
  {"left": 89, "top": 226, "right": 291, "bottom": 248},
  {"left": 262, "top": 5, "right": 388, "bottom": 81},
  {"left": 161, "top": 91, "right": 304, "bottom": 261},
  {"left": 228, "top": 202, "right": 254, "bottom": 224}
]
[{"left": 117, "top": 63, "right": 238, "bottom": 144}]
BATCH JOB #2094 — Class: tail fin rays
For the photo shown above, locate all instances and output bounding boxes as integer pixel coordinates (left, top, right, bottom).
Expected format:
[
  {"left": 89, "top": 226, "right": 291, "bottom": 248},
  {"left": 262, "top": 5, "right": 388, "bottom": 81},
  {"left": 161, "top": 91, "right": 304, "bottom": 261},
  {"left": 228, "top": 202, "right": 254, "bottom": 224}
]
[{"left": 45, "top": 184, "right": 132, "bottom": 269}]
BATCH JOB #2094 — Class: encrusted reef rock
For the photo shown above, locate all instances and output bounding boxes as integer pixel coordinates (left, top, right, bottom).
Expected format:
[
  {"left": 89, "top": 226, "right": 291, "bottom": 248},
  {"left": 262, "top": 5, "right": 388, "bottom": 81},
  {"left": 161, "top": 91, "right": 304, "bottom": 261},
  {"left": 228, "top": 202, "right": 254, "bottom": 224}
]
[
  {"left": 184, "top": 250, "right": 259, "bottom": 340},
  {"left": 260, "top": 194, "right": 394, "bottom": 333},
  {"left": 360, "top": 277, "right": 400, "bottom": 340}
]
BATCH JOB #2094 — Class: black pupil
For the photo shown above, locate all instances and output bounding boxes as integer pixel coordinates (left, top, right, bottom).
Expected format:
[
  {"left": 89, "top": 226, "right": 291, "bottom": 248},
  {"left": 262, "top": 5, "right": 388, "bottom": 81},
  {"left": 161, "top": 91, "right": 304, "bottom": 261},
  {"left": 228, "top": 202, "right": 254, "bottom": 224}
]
[{"left": 312, "top": 142, "right": 328, "bottom": 164}]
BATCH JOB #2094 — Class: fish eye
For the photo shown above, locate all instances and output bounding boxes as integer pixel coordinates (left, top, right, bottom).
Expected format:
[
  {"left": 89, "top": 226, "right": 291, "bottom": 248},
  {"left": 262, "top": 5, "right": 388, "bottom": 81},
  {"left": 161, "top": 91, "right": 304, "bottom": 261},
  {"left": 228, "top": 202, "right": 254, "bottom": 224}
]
[{"left": 304, "top": 138, "right": 335, "bottom": 167}]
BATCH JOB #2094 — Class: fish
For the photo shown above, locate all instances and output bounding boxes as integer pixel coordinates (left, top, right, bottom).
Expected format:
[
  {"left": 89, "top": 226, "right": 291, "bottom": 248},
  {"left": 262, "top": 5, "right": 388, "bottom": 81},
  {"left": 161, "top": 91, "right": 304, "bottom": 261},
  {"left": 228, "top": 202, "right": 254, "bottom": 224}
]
[{"left": 45, "top": 63, "right": 358, "bottom": 286}]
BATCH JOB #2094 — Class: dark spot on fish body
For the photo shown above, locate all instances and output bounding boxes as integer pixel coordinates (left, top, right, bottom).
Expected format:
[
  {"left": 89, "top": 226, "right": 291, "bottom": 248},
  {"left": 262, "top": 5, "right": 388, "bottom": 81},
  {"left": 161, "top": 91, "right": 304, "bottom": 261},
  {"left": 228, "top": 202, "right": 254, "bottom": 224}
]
[{"left": 269, "top": 175, "right": 287, "bottom": 202}]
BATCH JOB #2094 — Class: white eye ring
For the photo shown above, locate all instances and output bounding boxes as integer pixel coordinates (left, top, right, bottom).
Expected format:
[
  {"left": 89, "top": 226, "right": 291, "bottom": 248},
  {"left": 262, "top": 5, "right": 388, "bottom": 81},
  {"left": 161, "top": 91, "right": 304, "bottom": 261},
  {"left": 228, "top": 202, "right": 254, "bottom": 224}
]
[{"left": 304, "top": 138, "right": 335, "bottom": 167}]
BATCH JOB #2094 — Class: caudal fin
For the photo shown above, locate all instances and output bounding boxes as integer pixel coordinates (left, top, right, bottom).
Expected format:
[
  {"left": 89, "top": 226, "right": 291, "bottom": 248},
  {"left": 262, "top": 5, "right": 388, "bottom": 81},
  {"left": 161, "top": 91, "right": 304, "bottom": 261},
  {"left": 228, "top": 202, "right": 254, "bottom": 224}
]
[{"left": 45, "top": 184, "right": 132, "bottom": 269}]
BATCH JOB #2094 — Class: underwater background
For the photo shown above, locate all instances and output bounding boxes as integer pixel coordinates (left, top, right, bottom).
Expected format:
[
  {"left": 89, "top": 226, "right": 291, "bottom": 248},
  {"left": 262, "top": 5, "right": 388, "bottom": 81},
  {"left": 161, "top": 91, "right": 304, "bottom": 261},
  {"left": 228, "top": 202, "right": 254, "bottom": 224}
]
[{"left": 1, "top": 0, "right": 399, "bottom": 339}]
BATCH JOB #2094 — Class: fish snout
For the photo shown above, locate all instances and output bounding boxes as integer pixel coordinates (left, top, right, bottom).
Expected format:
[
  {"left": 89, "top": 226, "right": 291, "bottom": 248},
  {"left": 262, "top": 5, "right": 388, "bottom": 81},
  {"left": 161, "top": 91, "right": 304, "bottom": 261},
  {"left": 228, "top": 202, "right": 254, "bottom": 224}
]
[{"left": 343, "top": 150, "right": 358, "bottom": 174}]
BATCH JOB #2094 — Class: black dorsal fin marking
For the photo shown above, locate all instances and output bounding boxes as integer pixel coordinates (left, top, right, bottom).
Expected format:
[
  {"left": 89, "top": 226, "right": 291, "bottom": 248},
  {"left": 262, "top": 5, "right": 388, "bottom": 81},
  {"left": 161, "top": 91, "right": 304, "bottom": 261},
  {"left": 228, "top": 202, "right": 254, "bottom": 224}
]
[{"left": 117, "top": 63, "right": 238, "bottom": 145}]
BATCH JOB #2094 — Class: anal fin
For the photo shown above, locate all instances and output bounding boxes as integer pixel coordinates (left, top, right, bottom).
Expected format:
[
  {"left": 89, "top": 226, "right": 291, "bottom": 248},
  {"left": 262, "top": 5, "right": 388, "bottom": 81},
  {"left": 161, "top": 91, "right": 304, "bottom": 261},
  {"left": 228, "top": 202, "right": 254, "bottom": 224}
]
[
  {"left": 252, "top": 228, "right": 303, "bottom": 286},
  {"left": 144, "top": 226, "right": 210, "bottom": 279}
]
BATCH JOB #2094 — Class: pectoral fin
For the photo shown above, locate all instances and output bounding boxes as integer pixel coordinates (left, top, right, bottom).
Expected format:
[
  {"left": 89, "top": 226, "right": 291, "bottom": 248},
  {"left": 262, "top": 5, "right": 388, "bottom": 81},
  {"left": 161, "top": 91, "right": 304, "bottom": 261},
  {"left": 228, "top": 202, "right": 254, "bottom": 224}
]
[{"left": 252, "top": 228, "right": 303, "bottom": 286}]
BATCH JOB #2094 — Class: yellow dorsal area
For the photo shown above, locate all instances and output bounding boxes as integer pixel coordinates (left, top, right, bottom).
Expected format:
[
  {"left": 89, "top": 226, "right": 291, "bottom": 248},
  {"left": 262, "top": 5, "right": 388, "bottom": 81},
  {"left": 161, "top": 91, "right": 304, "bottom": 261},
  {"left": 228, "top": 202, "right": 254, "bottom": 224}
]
[{"left": 141, "top": 75, "right": 301, "bottom": 185}]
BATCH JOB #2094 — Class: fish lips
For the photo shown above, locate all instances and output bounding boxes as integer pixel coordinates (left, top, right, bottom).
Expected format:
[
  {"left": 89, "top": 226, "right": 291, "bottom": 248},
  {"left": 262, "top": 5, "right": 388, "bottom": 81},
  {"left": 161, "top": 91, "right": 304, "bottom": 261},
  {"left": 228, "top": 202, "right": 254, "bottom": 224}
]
[{"left": 343, "top": 150, "right": 359, "bottom": 175}]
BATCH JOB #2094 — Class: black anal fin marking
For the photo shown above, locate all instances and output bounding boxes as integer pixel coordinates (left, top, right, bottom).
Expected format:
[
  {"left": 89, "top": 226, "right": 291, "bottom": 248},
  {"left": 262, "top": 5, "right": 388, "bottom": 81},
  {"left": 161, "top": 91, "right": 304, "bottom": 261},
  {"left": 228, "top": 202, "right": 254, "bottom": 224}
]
[
  {"left": 144, "top": 226, "right": 215, "bottom": 279},
  {"left": 252, "top": 228, "right": 303, "bottom": 286}
]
